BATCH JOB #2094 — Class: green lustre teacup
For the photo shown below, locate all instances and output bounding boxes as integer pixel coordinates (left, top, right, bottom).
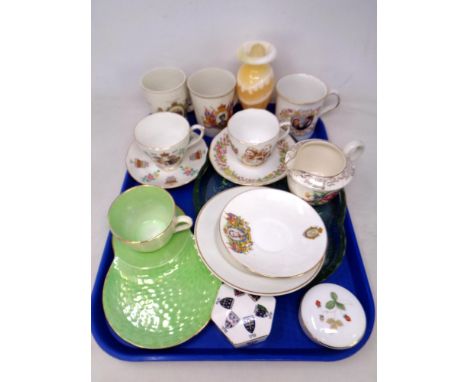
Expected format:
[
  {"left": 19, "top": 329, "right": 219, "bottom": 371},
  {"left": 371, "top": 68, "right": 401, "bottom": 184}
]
[{"left": 108, "top": 185, "right": 192, "bottom": 252}]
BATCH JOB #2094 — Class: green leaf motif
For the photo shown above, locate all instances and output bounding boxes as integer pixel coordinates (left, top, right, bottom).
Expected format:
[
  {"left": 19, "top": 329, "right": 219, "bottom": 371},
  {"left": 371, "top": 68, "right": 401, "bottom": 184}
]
[
  {"left": 331, "top": 292, "right": 338, "bottom": 301},
  {"left": 326, "top": 300, "right": 336, "bottom": 309},
  {"left": 336, "top": 302, "right": 346, "bottom": 310}
]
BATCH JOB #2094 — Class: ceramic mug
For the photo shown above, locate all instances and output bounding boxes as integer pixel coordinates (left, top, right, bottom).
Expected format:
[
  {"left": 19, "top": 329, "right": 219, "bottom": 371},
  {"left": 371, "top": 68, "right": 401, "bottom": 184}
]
[
  {"left": 285, "top": 139, "right": 364, "bottom": 205},
  {"left": 108, "top": 185, "right": 193, "bottom": 252},
  {"left": 227, "top": 109, "right": 290, "bottom": 166},
  {"left": 276, "top": 74, "right": 341, "bottom": 141},
  {"left": 141, "top": 67, "right": 189, "bottom": 116},
  {"left": 187, "top": 67, "right": 237, "bottom": 138},
  {"left": 134, "top": 112, "right": 204, "bottom": 171}
]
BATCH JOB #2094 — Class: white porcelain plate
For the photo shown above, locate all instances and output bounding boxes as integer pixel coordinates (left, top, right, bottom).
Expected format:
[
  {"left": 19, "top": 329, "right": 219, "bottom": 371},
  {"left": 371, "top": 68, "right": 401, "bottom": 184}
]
[
  {"left": 126, "top": 139, "right": 207, "bottom": 188},
  {"left": 209, "top": 130, "right": 295, "bottom": 186},
  {"left": 194, "top": 186, "right": 324, "bottom": 296},
  {"left": 300, "top": 283, "right": 366, "bottom": 349},
  {"left": 219, "top": 188, "right": 327, "bottom": 278}
]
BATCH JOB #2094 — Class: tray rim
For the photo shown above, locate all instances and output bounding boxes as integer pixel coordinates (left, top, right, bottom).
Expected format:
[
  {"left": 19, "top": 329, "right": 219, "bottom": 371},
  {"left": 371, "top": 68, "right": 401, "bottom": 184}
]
[{"left": 91, "top": 118, "right": 375, "bottom": 362}]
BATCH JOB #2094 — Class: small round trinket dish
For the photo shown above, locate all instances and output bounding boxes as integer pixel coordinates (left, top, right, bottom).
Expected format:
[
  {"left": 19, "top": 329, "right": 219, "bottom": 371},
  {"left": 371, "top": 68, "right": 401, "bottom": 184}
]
[
  {"left": 211, "top": 284, "right": 276, "bottom": 347},
  {"left": 299, "top": 283, "right": 366, "bottom": 349}
]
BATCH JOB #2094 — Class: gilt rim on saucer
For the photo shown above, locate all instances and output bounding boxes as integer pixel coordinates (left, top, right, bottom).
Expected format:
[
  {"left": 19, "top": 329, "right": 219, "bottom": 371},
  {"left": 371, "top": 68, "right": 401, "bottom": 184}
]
[
  {"left": 102, "top": 210, "right": 221, "bottom": 349},
  {"left": 194, "top": 187, "right": 324, "bottom": 296},
  {"left": 208, "top": 130, "right": 295, "bottom": 186},
  {"left": 218, "top": 188, "right": 327, "bottom": 278},
  {"left": 126, "top": 139, "right": 208, "bottom": 189}
]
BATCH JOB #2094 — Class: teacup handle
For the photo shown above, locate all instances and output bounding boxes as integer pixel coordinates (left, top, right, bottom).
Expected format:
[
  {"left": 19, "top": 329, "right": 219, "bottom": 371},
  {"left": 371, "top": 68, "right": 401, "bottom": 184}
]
[
  {"left": 343, "top": 140, "right": 365, "bottom": 162},
  {"left": 318, "top": 90, "right": 341, "bottom": 117},
  {"left": 173, "top": 215, "right": 193, "bottom": 232},
  {"left": 187, "top": 125, "right": 205, "bottom": 149},
  {"left": 278, "top": 121, "right": 291, "bottom": 141}
]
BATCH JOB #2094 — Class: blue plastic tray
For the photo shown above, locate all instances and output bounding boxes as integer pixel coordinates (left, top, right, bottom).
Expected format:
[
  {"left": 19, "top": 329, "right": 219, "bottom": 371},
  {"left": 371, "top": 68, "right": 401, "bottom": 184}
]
[{"left": 91, "top": 108, "right": 375, "bottom": 361}]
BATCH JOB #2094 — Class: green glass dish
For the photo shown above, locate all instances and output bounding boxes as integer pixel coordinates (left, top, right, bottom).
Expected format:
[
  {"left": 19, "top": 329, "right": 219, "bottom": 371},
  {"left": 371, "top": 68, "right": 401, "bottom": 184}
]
[
  {"left": 193, "top": 162, "right": 347, "bottom": 283},
  {"left": 103, "top": 207, "right": 221, "bottom": 349}
]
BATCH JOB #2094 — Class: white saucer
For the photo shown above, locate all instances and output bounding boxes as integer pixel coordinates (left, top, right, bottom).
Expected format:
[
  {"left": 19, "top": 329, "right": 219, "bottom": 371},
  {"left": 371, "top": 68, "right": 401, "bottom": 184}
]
[
  {"left": 219, "top": 188, "right": 327, "bottom": 278},
  {"left": 194, "top": 186, "right": 324, "bottom": 296},
  {"left": 126, "top": 139, "right": 208, "bottom": 188},
  {"left": 209, "top": 130, "right": 295, "bottom": 186}
]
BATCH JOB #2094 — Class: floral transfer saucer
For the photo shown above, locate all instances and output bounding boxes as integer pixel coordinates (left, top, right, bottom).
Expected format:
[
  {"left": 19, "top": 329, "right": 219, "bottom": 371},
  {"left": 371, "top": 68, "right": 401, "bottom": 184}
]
[
  {"left": 126, "top": 139, "right": 208, "bottom": 188},
  {"left": 195, "top": 186, "right": 324, "bottom": 296},
  {"left": 219, "top": 188, "right": 327, "bottom": 278},
  {"left": 209, "top": 130, "right": 295, "bottom": 186}
]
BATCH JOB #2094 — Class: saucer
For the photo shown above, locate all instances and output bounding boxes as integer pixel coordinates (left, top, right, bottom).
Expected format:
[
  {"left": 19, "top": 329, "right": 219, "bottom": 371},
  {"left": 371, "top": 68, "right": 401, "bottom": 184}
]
[
  {"left": 209, "top": 129, "right": 295, "bottom": 186},
  {"left": 299, "top": 283, "right": 366, "bottom": 349},
  {"left": 102, "top": 209, "right": 221, "bottom": 349},
  {"left": 126, "top": 139, "right": 208, "bottom": 188},
  {"left": 194, "top": 186, "right": 324, "bottom": 296},
  {"left": 219, "top": 188, "right": 327, "bottom": 278}
]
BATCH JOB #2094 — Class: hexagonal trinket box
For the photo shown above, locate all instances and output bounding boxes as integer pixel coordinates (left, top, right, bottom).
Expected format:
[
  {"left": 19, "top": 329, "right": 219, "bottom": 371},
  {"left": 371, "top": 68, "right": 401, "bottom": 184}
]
[{"left": 211, "top": 284, "right": 276, "bottom": 347}]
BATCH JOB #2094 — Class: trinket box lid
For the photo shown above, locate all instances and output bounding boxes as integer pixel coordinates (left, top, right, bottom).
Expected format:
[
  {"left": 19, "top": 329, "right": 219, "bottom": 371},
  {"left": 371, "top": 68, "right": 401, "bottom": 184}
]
[{"left": 299, "top": 283, "right": 366, "bottom": 349}]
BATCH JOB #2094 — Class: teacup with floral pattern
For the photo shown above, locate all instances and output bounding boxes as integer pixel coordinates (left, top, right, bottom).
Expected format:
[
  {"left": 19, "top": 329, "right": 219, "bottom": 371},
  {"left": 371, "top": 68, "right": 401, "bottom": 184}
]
[
  {"left": 227, "top": 109, "right": 290, "bottom": 167},
  {"left": 134, "top": 112, "right": 204, "bottom": 171}
]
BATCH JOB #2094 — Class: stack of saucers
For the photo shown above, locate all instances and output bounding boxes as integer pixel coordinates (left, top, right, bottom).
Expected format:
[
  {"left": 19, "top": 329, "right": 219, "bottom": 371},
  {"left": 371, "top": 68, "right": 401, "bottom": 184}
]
[
  {"left": 195, "top": 186, "right": 327, "bottom": 296},
  {"left": 102, "top": 185, "right": 220, "bottom": 349}
]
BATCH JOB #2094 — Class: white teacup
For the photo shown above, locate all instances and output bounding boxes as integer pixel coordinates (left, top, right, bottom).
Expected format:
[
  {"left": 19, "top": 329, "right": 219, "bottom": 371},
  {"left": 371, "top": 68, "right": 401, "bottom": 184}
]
[
  {"left": 227, "top": 109, "right": 290, "bottom": 166},
  {"left": 276, "top": 74, "right": 340, "bottom": 140},
  {"left": 134, "top": 112, "right": 204, "bottom": 171},
  {"left": 141, "top": 67, "right": 189, "bottom": 116},
  {"left": 187, "top": 68, "right": 237, "bottom": 138}
]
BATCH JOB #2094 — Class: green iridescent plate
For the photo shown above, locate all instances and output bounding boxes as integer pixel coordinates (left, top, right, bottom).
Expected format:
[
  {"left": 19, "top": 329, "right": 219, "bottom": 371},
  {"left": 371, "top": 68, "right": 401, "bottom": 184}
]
[
  {"left": 102, "top": 207, "right": 221, "bottom": 349},
  {"left": 193, "top": 162, "right": 347, "bottom": 283}
]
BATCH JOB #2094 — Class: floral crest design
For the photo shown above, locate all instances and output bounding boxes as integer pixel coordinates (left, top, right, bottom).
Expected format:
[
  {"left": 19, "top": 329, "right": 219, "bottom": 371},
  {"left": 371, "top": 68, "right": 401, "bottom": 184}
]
[
  {"left": 242, "top": 145, "right": 272, "bottom": 166},
  {"left": 180, "top": 165, "right": 197, "bottom": 177},
  {"left": 303, "top": 226, "right": 324, "bottom": 239},
  {"left": 223, "top": 212, "right": 253, "bottom": 254},
  {"left": 203, "top": 102, "right": 235, "bottom": 130},
  {"left": 304, "top": 191, "right": 339, "bottom": 205},
  {"left": 141, "top": 170, "right": 160, "bottom": 183},
  {"left": 152, "top": 149, "right": 183, "bottom": 168}
]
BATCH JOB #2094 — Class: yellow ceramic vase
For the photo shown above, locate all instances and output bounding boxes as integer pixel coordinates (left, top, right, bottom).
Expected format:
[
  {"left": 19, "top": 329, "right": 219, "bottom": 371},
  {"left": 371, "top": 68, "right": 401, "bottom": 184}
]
[{"left": 236, "top": 41, "right": 276, "bottom": 109}]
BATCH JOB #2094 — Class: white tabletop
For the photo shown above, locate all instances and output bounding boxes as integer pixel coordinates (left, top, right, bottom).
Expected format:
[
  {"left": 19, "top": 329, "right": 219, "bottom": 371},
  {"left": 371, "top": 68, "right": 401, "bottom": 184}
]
[{"left": 92, "top": 0, "right": 376, "bottom": 380}]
